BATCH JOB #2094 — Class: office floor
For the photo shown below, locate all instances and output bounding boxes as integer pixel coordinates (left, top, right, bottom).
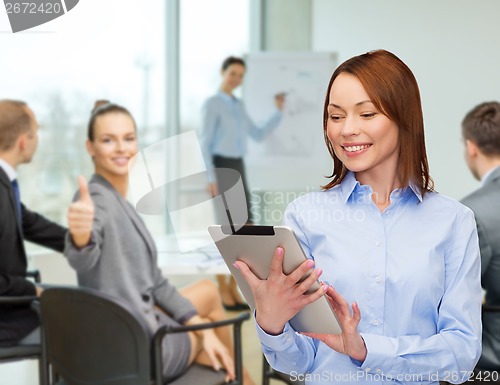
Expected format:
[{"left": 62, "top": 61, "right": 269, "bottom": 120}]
[{"left": 0, "top": 269, "right": 282, "bottom": 385}]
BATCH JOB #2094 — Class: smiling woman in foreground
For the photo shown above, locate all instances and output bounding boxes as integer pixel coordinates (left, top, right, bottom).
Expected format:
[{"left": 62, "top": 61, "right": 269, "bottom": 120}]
[{"left": 235, "top": 50, "right": 482, "bottom": 384}]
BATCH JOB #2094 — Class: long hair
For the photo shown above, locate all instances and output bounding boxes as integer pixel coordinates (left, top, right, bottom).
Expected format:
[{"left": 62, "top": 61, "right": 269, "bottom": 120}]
[{"left": 321, "top": 50, "right": 434, "bottom": 196}]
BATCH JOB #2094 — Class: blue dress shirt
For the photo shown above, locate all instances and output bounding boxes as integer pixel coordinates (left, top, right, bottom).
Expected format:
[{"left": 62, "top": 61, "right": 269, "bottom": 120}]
[
  {"left": 256, "top": 172, "right": 482, "bottom": 384},
  {"left": 200, "top": 91, "right": 282, "bottom": 182}
]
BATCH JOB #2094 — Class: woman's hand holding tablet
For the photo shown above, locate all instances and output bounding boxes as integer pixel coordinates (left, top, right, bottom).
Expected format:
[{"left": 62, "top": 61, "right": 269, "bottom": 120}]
[
  {"left": 208, "top": 225, "right": 342, "bottom": 335},
  {"left": 234, "top": 246, "right": 329, "bottom": 335}
]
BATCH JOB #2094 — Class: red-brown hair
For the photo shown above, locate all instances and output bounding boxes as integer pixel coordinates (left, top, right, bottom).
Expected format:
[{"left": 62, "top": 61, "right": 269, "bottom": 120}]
[{"left": 321, "top": 50, "right": 434, "bottom": 196}]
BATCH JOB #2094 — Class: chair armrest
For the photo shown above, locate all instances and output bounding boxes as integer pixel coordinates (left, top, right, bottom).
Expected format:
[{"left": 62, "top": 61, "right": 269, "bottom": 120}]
[
  {"left": 482, "top": 305, "right": 500, "bottom": 313},
  {"left": 153, "top": 312, "right": 250, "bottom": 385},
  {"left": 155, "top": 312, "right": 250, "bottom": 336},
  {"left": 26, "top": 269, "right": 41, "bottom": 283},
  {"left": 0, "top": 295, "right": 38, "bottom": 304},
  {"left": 0, "top": 272, "right": 41, "bottom": 305}
]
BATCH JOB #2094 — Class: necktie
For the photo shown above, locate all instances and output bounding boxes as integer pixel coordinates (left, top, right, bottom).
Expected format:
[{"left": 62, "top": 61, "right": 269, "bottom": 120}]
[{"left": 11, "top": 179, "right": 22, "bottom": 224}]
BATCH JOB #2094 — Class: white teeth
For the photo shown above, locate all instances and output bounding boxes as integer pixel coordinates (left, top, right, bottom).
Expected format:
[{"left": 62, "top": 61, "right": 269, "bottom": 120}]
[{"left": 344, "top": 145, "right": 370, "bottom": 152}]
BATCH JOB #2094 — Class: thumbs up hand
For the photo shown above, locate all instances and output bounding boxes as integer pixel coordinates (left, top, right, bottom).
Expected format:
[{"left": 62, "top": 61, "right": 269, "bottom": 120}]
[{"left": 67, "top": 176, "right": 95, "bottom": 248}]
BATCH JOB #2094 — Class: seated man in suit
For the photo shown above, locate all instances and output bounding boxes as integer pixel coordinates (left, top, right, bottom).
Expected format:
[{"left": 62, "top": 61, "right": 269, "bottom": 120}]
[
  {"left": 461, "top": 101, "right": 500, "bottom": 380},
  {"left": 0, "top": 99, "right": 67, "bottom": 347}
]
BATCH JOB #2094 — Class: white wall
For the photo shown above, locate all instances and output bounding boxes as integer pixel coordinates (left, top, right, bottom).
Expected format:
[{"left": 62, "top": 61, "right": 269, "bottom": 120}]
[
  {"left": 262, "top": 0, "right": 312, "bottom": 51},
  {"left": 312, "top": 0, "right": 500, "bottom": 199}
]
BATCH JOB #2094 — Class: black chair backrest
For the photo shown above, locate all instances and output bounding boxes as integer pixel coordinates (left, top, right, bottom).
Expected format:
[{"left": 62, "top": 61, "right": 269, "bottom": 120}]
[{"left": 40, "top": 287, "right": 152, "bottom": 385}]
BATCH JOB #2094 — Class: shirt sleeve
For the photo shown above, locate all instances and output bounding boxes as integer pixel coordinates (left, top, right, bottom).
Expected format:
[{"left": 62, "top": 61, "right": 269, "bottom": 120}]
[
  {"left": 22, "top": 204, "right": 67, "bottom": 252},
  {"left": 200, "top": 98, "right": 218, "bottom": 183},
  {"left": 359, "top": 208, "right": 482, "bottom": 383},
  {"left": 256, "top": 315, "right": 319, "bottom": 375},
  {"left": 245, "top": 106, "right": 283, "bottom": 142}
]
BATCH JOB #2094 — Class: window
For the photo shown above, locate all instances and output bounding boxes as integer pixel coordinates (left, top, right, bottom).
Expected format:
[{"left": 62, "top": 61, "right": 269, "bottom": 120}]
[
  {"left": 1, "top": 0, "right": 166, "bottom": 249},
  {"left": 173, "top": 0, "right": 250, "bottom": 234}
]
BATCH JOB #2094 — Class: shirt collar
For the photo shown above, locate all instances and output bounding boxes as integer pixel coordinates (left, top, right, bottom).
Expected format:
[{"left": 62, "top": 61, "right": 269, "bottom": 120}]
[
  {"left": 0, "top": 158, "right": 17, "bottom": 181},
  {"left": 480, "top": 166, "right": 500, "bottom": 187},
  {"left": 340, "top": 171, "right": 423, "bottom": 203},
  {"left": 217, "top": 91, "right": 237, "bottom": 103},
  {"left": 408, "top": 183, "right": 423, "bottom": 202},
  {"left": 340, "top": 172, "right": 360, "bottom": 203}
]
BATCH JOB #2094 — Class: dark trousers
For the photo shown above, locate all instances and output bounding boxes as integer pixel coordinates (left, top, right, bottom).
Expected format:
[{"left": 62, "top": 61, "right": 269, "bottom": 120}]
[{"left": 212, "top": 155, "right": 253, "bottom": 224}]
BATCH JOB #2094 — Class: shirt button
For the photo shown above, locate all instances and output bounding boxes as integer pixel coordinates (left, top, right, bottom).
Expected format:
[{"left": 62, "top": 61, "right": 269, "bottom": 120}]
[
  {"left": 372, "top": 319, "right": 379, "bottom": 326},
  {"left": 375, "top": 276, "right": 382, "bottom": 283},
  {"left": 375, "top": 241, "right": 381, "bottom": 246}
]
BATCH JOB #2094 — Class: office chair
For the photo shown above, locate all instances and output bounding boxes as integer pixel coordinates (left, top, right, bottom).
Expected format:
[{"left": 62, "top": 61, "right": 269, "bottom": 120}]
[
  {"left": 0, "top": 270, "right": 47, "bottom": 385},
  {"left": 262, "top": 355, "right": 305, "bottom": 385},
  {"left": 40, "top": 286, "right": 250, "bottom": 385},
  {"left": 481, "top": 304, "right": 500, "bottom": 314}
]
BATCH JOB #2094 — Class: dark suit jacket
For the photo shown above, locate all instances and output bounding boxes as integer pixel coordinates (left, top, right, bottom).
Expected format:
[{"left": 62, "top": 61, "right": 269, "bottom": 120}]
[
  {"left": 0, "top": 167, "right": 66, "bottom": 346},
  {"left": 462, "top": 167, "right": 500, "bottom": 370}
]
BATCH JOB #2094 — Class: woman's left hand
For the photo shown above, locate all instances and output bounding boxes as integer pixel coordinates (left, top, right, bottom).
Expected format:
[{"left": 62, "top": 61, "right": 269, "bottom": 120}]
[
  {"left": 301, "top": 286, "right": 367, "bottom": 362},
  {"left": 201, "top": 329, "right": 235, "bottom": 382},
  {"left": 274, "top": 93, "right": 286, "bottom": 110}
]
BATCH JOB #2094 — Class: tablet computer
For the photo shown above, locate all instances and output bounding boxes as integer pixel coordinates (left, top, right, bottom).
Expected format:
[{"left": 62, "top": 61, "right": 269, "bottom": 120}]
[{"left": 208, "top": 224, "right": 342, "bottom": 335}]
